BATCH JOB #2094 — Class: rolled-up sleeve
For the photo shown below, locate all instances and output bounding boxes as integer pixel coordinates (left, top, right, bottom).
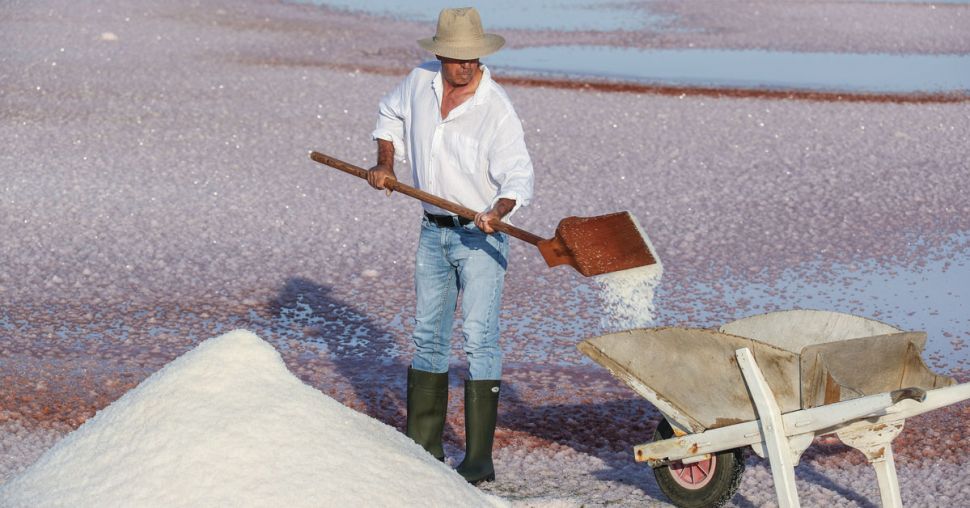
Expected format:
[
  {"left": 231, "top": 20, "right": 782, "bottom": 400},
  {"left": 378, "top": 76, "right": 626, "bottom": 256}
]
[
  {"left": 488, "top": 113, "right": 534, "bottom": 218},
  {"left": 371, "top": 74, "right": 409, "bottom": 162}
]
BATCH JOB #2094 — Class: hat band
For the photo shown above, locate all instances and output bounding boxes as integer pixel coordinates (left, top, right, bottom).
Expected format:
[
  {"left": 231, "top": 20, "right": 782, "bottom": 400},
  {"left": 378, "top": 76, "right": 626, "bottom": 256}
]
[{"left": 433, "top": 33, "right": 485, "bottom": 44}]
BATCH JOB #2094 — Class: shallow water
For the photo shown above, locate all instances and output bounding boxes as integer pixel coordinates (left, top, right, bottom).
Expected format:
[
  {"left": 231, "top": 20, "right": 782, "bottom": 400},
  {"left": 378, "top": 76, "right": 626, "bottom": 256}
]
[
  {"left": 297, "top": 0, "right": 672, "bottom": 31},
  {"left": 489, "top": 46, "right": 970, "bottom": 93},
  {"left": 867, "top": 0, "right": 970, "bottom": 3}
]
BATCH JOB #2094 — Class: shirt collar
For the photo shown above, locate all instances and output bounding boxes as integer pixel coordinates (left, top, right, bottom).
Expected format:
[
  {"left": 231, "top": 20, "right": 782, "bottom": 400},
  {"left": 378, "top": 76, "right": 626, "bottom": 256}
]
[{"left": 473, "top": 65, "right": 492, "bottom": 106}]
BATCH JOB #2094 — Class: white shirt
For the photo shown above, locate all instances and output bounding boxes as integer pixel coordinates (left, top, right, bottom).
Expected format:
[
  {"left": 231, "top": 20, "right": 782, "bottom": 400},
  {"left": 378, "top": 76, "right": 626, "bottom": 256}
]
[{"left": 372, "top": 61, "right": 534, "bottom": 219}]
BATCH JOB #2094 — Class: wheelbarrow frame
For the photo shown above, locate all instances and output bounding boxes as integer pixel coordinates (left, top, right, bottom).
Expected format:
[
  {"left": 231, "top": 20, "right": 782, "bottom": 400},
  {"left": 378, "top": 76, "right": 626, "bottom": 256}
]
[
  {"left": 636, "top": 348, "right": 969, "bottom": 507},
  {"left": 579, "top": 310, "right": 970, "bottom": 508}
]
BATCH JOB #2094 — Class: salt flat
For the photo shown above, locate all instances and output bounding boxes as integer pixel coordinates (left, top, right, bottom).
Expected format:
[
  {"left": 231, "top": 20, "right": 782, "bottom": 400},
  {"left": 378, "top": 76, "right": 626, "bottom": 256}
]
[{"left": 1, "top": 0, "right": 968, "bottom": 506}]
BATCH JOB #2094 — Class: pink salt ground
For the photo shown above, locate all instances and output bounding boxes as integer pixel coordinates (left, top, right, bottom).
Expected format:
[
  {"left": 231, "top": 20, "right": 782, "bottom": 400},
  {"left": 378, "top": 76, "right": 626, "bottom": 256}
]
[{"left": 2, "top": 0, "right": 968, "bottom": 505}]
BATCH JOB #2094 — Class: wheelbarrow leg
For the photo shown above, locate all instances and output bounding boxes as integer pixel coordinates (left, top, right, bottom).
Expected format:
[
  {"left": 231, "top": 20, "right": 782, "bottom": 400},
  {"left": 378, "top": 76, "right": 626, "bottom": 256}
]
[
  {"left": 736, "top": 348, "right": 801, "bottom": 508},
  {"left": 838, "top": 422, "right": 905, "bottom": 508},
  {"left": 872, "top": 448, "right": 902, "bottom": 508}
]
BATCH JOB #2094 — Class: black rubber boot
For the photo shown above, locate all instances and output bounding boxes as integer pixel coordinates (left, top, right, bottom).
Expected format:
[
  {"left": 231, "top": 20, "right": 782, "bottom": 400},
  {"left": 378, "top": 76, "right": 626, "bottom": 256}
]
[
  {"left": 456, "top": 379, "right": 501, "bottom": 484},
  {"left": 406, "top": 367, "right": 449, "bottom": 461}
]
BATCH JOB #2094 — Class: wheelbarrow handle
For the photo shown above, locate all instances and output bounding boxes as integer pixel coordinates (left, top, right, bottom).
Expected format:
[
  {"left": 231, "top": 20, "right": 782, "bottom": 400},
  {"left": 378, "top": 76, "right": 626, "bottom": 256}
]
[
  {"left": 890, "top": 387, "right": 926, "bottom": 404},
  {"left": 310, "top": 151, "right": 545, "bottom": 245}
]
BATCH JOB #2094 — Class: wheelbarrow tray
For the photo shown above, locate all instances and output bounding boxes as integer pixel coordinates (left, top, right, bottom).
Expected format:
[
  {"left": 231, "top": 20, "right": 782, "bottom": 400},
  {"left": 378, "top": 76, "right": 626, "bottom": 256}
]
[
  {"left": 578, "top": 327, "right": 803, "bottom": 434},
  {"left": 578, "top": 310, "right": 954, "bottom": 435}
]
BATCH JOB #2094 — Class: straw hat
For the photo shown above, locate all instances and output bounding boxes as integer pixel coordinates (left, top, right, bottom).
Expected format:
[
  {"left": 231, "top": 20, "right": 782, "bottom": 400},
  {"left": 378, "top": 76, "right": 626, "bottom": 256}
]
[{"left": 417, "top": 7, "right": 505, "bottom": 60}]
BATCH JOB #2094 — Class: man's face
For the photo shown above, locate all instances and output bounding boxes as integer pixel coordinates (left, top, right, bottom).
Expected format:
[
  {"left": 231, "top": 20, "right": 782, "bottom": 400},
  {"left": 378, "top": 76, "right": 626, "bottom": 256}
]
[{"left": 438, "top": 56, "right": 480, "bottom": 87}]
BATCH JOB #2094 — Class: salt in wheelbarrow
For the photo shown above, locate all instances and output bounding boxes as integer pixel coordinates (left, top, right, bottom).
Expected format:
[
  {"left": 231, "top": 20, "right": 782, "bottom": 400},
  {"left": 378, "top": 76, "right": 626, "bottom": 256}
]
[{"left": 579, "top": 309, "right": 970, "bottom": 508}]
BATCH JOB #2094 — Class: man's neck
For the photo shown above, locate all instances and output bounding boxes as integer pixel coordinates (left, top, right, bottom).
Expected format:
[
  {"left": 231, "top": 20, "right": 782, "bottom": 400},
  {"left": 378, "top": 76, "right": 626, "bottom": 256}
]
[{"left": 442, "top": 66, "right": 484, "bottom": 96}]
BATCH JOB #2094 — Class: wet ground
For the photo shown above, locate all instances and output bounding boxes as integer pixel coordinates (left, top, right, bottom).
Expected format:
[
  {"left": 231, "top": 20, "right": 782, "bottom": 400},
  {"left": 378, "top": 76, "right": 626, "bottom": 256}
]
[{"left": 1, "top": 0, "right": 968, "bottom": 505}]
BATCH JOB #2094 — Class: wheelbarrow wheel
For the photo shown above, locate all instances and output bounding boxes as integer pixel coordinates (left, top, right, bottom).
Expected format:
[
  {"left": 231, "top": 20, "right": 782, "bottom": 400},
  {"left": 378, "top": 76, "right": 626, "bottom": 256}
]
[{"left": 651, "top": 419, "right": 744, "bottom": 508}]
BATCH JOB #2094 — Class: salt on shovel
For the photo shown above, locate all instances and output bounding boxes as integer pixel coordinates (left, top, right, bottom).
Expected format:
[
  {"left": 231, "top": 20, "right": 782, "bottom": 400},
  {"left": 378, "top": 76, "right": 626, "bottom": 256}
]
[{"left": 310, "top": 151, "right": 660, "bottom": 277}]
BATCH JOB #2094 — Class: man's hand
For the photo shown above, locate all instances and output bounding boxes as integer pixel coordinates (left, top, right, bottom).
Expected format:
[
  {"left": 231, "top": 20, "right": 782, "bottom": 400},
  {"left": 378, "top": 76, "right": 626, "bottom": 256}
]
[
  {"left": 474, "top": 208, "right": 501, "bottom": 234},
  {"left": 474, "top": 198, "right": 516, "bottom": 234},
  {"left": 367, "top": 164, "right": 396, "bottom": 196}
]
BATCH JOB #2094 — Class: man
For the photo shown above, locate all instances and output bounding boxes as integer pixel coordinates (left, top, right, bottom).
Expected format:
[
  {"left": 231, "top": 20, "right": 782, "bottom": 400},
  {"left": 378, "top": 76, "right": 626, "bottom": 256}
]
[{"left": 366, "top": 7, "right": 533, "bottom": 485}]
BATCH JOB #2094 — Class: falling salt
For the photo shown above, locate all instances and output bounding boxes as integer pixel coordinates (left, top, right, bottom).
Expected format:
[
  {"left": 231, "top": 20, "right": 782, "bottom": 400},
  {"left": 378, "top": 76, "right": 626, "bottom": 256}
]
[
  {"left": 594, "top": 263, "right": 663, "bottom": 329},
  {"left": 593, "top": 214, "right": 663, "bottom": 329}
]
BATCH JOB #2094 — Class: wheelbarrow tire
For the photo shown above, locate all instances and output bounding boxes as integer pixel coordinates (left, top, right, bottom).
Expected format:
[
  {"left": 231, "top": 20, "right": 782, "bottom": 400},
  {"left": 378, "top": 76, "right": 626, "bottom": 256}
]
[{"left": 651, "top": 419, "right": 744, "bottom": 508}]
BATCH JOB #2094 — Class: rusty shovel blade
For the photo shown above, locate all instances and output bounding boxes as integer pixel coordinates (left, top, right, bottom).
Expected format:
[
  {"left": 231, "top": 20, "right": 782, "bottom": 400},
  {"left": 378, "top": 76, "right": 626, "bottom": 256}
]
[{"left": 536, "top": 212, "right": 660, "bottom": 277}]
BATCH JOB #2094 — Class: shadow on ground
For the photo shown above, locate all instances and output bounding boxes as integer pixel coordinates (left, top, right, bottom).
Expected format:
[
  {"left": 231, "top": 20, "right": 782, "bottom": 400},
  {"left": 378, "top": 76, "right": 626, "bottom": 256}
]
[{"left": 271, "top": 277, "right": 410, "bottom": 426}]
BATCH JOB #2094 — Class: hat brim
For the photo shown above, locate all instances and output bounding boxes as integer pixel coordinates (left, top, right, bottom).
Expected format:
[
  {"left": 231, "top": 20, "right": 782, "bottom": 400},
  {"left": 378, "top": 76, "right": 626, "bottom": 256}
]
[{"left": 417, "top": 34, "right": 505, "bottom": 60}]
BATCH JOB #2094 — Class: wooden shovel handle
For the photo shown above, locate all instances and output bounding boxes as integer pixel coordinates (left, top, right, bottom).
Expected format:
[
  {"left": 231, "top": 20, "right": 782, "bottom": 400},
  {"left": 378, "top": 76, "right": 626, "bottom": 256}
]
[{"left": 310, "top": 151, "right": 545, "bottom": 245}]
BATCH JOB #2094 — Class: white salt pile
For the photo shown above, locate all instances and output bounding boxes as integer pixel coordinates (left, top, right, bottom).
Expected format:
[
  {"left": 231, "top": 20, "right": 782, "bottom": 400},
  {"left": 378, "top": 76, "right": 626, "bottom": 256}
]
[
  {"left": 0, "top": 330, "right": 505, "bottom": 508},
  {"left": 594, "top": 215, "right": 663, "bottom": 329}
]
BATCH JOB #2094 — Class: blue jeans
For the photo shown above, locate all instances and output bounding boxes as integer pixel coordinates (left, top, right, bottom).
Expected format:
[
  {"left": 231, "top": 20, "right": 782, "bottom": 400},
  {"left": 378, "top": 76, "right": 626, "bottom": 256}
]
[{"left": 411, "top": 216, "right": 509, "bottom": 380}]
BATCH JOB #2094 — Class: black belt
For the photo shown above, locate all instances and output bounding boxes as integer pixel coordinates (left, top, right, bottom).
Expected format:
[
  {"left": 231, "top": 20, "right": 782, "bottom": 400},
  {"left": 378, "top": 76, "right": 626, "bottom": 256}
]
[{"left": 425, "top": 211, "right": 472, "bottom": 227}]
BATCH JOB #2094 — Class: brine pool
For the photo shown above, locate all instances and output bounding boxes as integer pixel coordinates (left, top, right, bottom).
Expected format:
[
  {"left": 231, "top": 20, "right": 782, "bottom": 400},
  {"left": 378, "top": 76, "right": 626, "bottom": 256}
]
[
  {"left": 488, "top": 46, "right": 970, "bottom": 94},
  {"left": 296, "top": 0, "right": 673, "bottom": 31}
]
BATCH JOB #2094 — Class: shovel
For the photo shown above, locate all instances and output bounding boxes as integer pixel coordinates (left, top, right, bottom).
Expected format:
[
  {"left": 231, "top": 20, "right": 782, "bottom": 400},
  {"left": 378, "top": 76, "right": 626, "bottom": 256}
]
[{"left": 310, "top": 151, "right": 660, "bottom": 277}]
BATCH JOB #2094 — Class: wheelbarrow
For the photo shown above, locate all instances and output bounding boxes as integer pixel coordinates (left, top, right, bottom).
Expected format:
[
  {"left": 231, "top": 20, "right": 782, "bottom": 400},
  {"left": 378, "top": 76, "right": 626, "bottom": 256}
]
[{"left": 579, "top": 309, "right": 970, "bottom": 508}]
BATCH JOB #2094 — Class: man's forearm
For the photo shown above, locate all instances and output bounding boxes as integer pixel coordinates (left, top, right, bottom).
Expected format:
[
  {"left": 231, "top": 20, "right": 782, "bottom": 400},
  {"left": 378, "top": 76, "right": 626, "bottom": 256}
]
[
  {"left": 367, "top": 139, "right": 397, "bottom": 192},
  {"left": 491, "top": 198, "right": 516, "bottom": 219},
  {"left": 376, "top": 139, "right": 395, "bottom": 172}
]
